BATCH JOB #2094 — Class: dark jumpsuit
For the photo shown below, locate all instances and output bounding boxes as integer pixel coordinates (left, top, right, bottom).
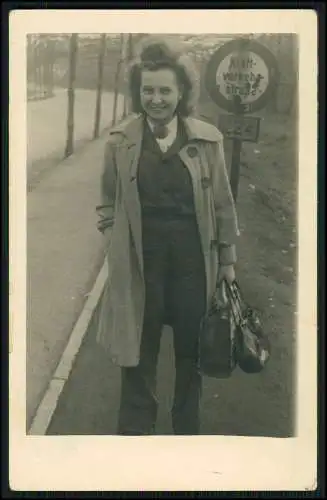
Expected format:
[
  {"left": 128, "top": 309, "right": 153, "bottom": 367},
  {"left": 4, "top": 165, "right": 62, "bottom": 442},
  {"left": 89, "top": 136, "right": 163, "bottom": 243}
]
[{"left": 117, "top": 118, "right": 207, "bottom": 435}]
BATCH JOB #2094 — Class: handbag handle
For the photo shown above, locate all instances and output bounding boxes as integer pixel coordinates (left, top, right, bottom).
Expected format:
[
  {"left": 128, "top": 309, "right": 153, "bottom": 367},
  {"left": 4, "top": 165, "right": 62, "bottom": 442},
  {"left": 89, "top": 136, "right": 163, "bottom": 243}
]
[
  {"left": 223, "top": 279, "right": 245, "bottom": 308},
  {"left": 222, "top": 279, "right": 246, "bottom": 327},
  {"left": 224, "top": 279, "right": 266, "bottom": 340}
]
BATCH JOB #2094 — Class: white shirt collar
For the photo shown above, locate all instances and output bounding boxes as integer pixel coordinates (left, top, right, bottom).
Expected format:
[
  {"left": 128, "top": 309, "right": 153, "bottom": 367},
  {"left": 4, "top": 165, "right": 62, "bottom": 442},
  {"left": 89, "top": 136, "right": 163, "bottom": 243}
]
[{"left": 146, "top": 115, "right": 178, "bottom": 140}]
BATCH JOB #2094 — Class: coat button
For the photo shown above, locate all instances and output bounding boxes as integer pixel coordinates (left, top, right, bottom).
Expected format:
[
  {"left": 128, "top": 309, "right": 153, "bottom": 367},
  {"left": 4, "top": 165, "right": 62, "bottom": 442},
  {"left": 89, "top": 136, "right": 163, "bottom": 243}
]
[
  {"left": 201, "top": 176, "right": 211, "bottom": 189},
  {"left": 187, "top": 146, "right": 198, "bottom": 158}
]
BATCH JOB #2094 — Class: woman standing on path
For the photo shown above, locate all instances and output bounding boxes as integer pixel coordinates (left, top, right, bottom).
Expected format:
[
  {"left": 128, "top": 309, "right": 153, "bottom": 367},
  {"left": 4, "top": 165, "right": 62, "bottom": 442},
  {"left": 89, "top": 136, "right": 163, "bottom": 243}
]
[{"left": 96, "top": 36, "right": 239, "bottom": 435}]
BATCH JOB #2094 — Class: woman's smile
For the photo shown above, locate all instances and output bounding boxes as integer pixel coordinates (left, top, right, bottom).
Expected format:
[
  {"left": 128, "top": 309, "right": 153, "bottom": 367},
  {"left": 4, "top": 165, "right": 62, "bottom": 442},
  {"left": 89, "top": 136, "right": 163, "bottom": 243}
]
[{"left": 148, "top": 106, "right": 168, "bottom": 114}]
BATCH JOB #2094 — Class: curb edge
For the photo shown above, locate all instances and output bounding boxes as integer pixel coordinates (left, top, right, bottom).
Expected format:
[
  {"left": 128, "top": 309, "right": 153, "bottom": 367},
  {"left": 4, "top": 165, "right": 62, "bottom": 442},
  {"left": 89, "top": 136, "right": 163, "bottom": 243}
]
[{"left": 28, "top": 258, "right": 108, "bottom": 435}]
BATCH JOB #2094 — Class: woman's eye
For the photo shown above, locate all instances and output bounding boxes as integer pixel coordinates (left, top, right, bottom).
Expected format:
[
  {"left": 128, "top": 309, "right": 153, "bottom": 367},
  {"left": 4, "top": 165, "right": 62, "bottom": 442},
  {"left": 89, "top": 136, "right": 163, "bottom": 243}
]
[{"left": 161, "top": 88, "right": 171, "bottom": 95}]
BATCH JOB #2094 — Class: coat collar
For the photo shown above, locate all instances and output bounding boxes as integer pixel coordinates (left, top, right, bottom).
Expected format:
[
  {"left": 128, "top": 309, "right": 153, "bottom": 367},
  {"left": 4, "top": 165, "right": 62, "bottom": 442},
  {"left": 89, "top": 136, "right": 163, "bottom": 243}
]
[
  {"left": 110, "top": 113, "right": 221, "bottom": 146},
  {"left": 182, "top": 116, "right": 221, "bottom": 143}
]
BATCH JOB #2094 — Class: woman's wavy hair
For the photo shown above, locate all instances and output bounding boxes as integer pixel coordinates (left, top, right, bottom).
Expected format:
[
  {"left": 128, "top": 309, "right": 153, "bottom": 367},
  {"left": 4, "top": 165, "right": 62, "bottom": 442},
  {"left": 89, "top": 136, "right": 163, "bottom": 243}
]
[{"left": 127, "top": 36, "right": 199, "bottom": 117}]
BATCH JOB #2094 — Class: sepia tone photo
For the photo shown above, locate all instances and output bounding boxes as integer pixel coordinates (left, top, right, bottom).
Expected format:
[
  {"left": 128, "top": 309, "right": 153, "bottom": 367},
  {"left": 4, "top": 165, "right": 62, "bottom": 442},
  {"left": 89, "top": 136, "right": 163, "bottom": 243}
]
[
  {"left": 9, "top": 9, "right": 317, "bottom": 492},
  {"left": 26, "top": 32, "right": 298, "bottom": 438}
]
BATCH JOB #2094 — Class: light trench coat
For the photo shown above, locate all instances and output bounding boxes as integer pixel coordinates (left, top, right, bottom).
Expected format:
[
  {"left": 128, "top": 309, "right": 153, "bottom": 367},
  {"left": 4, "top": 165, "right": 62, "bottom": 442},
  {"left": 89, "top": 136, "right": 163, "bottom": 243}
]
[{"left": 96, "top": 113, "right": 240, "bottom": 367}]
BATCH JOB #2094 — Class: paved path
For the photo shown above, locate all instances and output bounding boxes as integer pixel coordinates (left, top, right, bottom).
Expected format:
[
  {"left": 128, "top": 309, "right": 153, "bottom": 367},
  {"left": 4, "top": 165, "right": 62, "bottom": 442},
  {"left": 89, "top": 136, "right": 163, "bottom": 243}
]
[{"left": 27, "top": 132, "right": 110, "bottom": 430}]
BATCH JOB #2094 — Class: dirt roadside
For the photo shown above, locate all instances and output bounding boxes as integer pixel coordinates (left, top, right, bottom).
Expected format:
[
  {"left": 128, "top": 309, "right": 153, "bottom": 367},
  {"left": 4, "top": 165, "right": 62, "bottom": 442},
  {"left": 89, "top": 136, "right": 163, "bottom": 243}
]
[{"left": 198, "top": 105, "right": 297, "bottom": 436}]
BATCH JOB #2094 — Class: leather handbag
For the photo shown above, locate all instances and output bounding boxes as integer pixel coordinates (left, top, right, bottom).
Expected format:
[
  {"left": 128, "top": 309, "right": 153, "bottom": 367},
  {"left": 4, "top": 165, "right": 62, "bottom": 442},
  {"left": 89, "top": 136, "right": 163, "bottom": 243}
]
[
  {"left": 198, "top": 279, "right": 238, "bottom": 378},
  {"left": 225, "top": 280, "right": 271, "bottom": 374},
  {"left": 198, "top": 279, "right": 271, "bottom": 378}
]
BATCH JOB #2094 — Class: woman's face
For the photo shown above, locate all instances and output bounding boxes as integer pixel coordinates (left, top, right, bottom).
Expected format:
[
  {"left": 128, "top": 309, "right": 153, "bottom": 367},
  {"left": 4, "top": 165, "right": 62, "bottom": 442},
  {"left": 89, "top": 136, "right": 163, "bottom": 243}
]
[{"left": 140, "top": 68, "right": 181, "bottom": 124}]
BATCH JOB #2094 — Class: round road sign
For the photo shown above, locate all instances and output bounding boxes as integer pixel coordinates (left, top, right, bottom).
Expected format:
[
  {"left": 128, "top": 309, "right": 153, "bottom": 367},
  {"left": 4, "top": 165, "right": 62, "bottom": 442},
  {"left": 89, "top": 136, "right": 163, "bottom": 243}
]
[{"left": 204, "top": 38, "right": 279, "bottom": 113}]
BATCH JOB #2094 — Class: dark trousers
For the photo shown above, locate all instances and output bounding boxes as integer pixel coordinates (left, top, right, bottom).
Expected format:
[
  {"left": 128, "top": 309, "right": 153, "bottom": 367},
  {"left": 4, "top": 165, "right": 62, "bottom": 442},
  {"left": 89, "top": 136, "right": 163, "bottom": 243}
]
[{"left": 117, "top": 215, "right": 206, "bottom": 435}]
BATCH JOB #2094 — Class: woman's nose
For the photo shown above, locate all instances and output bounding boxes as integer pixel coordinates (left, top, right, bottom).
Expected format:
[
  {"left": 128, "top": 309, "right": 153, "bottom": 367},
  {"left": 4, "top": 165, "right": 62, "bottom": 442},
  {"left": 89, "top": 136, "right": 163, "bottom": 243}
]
[{"left": 151, "top": 92, "right": 163, "bottom": 104}]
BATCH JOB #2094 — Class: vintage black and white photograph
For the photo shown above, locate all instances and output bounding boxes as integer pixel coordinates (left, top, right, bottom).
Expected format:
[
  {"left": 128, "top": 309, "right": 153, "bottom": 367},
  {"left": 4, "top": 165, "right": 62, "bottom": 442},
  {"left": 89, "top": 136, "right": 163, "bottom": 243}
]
[{"left": 9, "top": 8, "right": 317, "bottom": 492}]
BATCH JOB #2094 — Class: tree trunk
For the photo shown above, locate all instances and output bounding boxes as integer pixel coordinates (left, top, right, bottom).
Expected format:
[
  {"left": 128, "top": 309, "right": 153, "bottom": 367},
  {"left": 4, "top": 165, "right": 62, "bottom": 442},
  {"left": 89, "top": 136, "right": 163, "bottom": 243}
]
[
  {"left": 111, "top": 34, "right": 124, "bottom": 126},
  {"left": 65, "top": 34, "right": 78, "bottom": 157},
  {"left": 93, "top": 34, "right": 106, "bottom": 139}
]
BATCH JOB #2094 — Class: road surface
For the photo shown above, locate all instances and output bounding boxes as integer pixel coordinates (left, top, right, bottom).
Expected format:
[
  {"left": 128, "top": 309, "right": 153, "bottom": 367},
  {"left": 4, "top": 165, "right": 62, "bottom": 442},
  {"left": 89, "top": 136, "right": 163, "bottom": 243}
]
[{"left": 27, "top": 88, "right": 124, "bottom": 189}]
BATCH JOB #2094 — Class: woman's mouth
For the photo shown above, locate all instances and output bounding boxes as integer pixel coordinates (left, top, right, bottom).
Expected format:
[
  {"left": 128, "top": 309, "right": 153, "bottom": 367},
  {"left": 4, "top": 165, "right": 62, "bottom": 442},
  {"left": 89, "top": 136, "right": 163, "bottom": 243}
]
[{"left": 149, "top": 106, "right": 167, "bottom": 112}]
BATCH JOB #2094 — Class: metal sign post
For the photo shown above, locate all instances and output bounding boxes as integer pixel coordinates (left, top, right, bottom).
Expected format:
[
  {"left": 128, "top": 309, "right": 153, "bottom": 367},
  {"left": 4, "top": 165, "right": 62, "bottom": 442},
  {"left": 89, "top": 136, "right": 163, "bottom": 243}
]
[
  {"left": 229, "top": 99, "right": 244, "bottom": 201},
  {"left": 204, "top": 37, "right": 278, "bottom": 202}
]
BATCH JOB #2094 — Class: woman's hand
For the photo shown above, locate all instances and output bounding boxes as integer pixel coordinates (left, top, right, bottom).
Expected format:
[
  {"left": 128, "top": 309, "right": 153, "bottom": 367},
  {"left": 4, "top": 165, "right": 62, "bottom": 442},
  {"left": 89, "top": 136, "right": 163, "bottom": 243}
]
[{"left": 218, "top": 264, "right": 235, "bottom": 285}]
